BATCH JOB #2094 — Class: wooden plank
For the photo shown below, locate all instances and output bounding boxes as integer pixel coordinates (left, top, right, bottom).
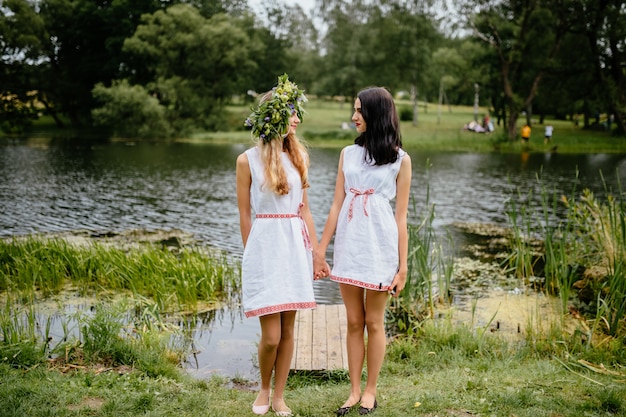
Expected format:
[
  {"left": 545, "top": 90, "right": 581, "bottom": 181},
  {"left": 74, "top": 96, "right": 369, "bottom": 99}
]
[
  {"left": 293, "top": 308, "right": 313, "bottom": 370},
  {"left": 326, "top": 304, "right": 345, "bottom": 370},
  {"left": 311, "top": 304, "right": 327, "bottom": 370},
  {"left": 338, "top": 304, "right": 348, "bottom": 368},
  {"left": 291, "top": 305, "right": 347, "bottom": 371}
]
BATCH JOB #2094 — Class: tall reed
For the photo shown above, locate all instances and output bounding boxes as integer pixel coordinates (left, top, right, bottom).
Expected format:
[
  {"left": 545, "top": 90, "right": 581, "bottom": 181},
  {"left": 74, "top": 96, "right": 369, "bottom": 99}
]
[
  {"left": 387, "top": 167, "right": 455, "bottom": 335},
  {"left": 503, "top": 180, "right": 539, "bottom": 282},
  {"left": 505, "top": 170, "right": 626, "bottom": 339},
  {"left": 0, "top": 296, "right": 52, "bottom": 367},
  {"left": 564, "top": 177, "right": 626, "bottom": 337},
  {"left": 0, "top": 237, "right": 239, "bottom": 312}
]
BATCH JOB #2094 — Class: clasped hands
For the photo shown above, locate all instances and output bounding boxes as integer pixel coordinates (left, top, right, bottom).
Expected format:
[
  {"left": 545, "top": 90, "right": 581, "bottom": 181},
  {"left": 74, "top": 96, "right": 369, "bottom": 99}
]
[{"left": 313, "top": 253, "right": 331, "bottom": 281}]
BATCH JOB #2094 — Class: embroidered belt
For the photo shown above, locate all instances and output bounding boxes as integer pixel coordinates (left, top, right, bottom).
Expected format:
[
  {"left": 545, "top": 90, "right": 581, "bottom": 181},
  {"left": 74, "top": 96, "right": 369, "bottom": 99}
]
[
  {"left": 347, "top": 187, "right": 374, "bottom": 221},
  {"left": 255, "top": 203, "right": 312, "bottom": 250}
]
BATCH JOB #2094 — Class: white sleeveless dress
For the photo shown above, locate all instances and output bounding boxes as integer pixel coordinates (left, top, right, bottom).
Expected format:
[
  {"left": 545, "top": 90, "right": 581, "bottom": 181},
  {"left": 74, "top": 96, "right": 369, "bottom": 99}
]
[
  {"left": 241, "top": 146, "right": 317, "bottom": 318},
  {"left": 330, "top": 144, "right": 406, "bottom": 291}
]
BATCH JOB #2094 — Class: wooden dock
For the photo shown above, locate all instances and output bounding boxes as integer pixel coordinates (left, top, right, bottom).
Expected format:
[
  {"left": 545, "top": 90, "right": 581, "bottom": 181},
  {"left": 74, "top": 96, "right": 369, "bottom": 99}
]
[{"left": 290, "top": 304, "right": 348, "bottom": 371}]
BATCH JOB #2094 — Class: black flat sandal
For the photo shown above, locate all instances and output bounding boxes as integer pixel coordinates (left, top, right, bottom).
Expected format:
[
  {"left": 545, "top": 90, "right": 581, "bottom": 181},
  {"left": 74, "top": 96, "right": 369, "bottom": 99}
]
[
  {"left": 358, "top": 399, "right": 378, "bottom": 415},
  {"left": 336, "top": 400, "right": 359, "bottom": 416}
]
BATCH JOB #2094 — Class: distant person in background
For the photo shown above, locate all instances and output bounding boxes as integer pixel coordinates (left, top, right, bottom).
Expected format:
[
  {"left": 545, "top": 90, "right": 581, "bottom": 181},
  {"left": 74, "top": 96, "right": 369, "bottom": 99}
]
[
  {"left": 544, "top": 125, "right": 553, "bottom": 144},
  {"left": 521, "top": 124, "right": 531, "bottom": 142}
]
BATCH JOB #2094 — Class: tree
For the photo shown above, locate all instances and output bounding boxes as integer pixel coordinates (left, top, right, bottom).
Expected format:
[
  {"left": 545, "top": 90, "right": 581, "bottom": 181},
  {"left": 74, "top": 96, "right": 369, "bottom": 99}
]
[
  {"left": 35, "top": 0, "right": 169, "bottom": 127},
  {"left": 0, "top": 0, "right": 47, "bottom": 132},
  {"left": 570, "top": 0, "right": 626, "bottom": 135},
  {"left": 315, "top": 0, "right": 377, "bottom": 105},
  {"left": 182, "top": 0, "right": 249, "bottom": 18},
  {"left": 469, "top": 0, "right": 570, "bottom": 140},
  {"left": 235, "top": 4, "right": 296, "bottom": 97},
  {"left": 121, "top": 4, "right": 255, "bottom": 132},
  {"left": 252, "top": 1, "right": 322, "bottom": 94},
  {"left": 370, "top": 2, "right": 441, "bottom": 126},
  {"left": 92, "top": 80, "right": 170, "bottom": 138},
  {"left": 532, "top": 28, "right": 596, "bottom": 123},
  {"left": 314, "top": 0, "right": 443, "bottom": 123}
]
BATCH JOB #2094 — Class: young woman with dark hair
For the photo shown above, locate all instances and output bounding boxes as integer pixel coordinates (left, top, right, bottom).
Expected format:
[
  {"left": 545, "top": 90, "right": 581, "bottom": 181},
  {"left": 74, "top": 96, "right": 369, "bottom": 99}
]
[{"left": 315, "top": 86, "right": 412, "bottom": 416}]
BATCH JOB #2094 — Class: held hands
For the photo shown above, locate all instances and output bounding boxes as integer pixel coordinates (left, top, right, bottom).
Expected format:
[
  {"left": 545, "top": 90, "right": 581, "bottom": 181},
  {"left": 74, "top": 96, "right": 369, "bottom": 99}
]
[
  {"left": 313, "top": 252, "right": 331, "bottom": 281},
  {"left": 314, "top": 261, "right": 331, "bottom": 281}
]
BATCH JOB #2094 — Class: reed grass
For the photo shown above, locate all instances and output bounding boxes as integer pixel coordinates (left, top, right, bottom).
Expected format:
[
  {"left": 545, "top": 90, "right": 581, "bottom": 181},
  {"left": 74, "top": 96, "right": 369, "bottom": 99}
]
[
  {"left": 504, "top": 170, "right": 626, "bottom": 340},
  {"left": 0, "top": 237, "right": 239, "bottom": 312},
  {"left": 0, "top": 235, "right": 238, "bottom": 379},
  {"left": 0, "top": 297, "right": 51, "bottom": 368},
  {"left": 387, "top": 164, "right": 456, "bottom": 334},
  {"left": 70, "top": 300, "right": 185, "bottom": 378},
  {"left": 385, "top": 163, "right": 625, "bottom": 350},
  {"left": 1, "top": 288, "right": 624, "bottom": 416},
  {"left": 0, "top": 294, "right": 187, "bottom": 378}
]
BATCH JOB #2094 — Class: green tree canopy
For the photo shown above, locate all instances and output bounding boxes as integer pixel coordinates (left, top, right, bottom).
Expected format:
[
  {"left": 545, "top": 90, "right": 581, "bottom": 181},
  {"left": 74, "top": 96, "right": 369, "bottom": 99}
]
[
  {"left": 0, "top": 0, "right": 47, "bottom": 132},
  {"left": 120, "top": 4, "right": 255, "bottom": 133},
  {"left": 470, "top": 0, "right": 571, "bottom": 140}
]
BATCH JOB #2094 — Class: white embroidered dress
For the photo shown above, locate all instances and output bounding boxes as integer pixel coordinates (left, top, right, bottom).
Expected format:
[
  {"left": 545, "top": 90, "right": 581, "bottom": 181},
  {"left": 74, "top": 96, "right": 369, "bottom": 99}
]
[
  {"left": 330, "top": 144, "right": 406, "bottom": 291},
  {"left": 241, "top": 146, "right": 317, "bottom": 318}
]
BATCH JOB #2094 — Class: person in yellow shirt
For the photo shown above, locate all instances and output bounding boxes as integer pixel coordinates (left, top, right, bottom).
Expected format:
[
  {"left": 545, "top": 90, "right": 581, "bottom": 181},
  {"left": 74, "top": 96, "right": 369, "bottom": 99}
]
[{"left": 521, "top": 124, "right": 531, "bottom": 142}]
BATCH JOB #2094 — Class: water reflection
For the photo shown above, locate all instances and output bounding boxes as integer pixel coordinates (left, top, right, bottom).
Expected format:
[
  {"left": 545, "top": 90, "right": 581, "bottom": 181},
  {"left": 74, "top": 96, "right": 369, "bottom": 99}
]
[
  {"left": 3, "top": 140, "right": 626, "bottom": 257},
  {"left": 33, "top": 295, "right": 263, "bottom": 382},
  {"left": 2, "top": 139, "right": 626, "bottom": 380},
  {"left": 181, "top": 306, "right": 260, "bottom": 381}
]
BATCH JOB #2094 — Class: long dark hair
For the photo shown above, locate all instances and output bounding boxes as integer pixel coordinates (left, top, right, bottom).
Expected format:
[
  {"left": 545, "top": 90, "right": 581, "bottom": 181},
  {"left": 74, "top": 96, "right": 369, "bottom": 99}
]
[{"left": 354, "top": 87, "right": 402, "bottom": 165}]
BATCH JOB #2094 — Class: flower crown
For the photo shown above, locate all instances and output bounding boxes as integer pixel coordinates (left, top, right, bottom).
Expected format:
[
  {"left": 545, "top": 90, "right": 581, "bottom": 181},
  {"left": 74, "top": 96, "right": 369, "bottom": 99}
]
[{"left": 244, "top": 74, "right": 307, "bottom": 144}]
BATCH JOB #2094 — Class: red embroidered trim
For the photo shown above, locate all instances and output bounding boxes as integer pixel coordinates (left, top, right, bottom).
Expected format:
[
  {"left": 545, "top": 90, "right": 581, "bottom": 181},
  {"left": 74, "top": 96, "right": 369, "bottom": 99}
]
[
  {"left": 330, "top": 275, "right": 391, "bottom": 291},
  {"left": 245, "top": 302, "right": 317, "bottom": 318},
  {"left": 347, "top": 188, "right": 374, "bottom": 221},
  {"left": 255, "top": 203, "right": 312, "bottom": 250},
  {"left": 256, "top": 213, "right": 297, "bottom": 219}
]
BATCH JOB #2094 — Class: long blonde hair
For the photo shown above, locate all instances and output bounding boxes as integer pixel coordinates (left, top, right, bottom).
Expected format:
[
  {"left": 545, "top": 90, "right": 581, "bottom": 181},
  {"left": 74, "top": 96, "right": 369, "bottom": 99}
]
[
  {"left": 251, "top": 90, "right": 309, "bottom": 195},
  {"left": 260, "top": 132, "right": 309, "bottom": 195}
]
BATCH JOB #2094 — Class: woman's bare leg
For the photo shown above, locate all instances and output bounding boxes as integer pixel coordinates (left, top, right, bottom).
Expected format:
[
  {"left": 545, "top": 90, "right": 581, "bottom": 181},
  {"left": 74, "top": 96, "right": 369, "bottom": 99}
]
[
  {"left": 272, "top": 310, "right": 297, "bottom": 413},
  {"left": 339, "top": 283, "right": 366, "bottom": 408},
  {"left": 254, "top": 313, "right": 282, "bottom": 408},
  {"left": 361, "top": 289, "right": 388, "bottom": 408}
]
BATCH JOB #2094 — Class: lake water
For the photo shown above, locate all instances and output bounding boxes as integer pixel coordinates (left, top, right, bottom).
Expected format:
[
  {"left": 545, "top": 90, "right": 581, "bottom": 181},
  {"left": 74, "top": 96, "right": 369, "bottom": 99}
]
[{"left": 2, "top": 137, "right": 626, "bottom": 380}]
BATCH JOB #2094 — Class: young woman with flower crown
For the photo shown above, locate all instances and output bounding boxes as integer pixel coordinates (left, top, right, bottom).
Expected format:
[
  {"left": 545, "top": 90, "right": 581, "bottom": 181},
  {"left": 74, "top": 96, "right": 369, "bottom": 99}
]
[
  {"left": 315, "top": 87, "right": 412, "bottom": 416},
  {"left": 236, "top": 74, "right": 321, "bottom": 417}
]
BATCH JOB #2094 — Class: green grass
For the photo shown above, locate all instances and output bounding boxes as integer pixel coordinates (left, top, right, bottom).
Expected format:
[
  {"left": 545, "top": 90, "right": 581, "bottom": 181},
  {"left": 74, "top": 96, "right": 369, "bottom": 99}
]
[
  {"left": 0, "top": 237, "right": 239, "bottom": 312},
  {"left": 10, "top": 98, "right": 626, "bottom": 153},
  {"left": 0, "top": 233, "right": 624, "bottom": 415},
  {"left": 0, "top": 321, "right": 624, "bottom": 417},
  {"left": 191, "top": 99, "right": 626, "bottom": 154}
]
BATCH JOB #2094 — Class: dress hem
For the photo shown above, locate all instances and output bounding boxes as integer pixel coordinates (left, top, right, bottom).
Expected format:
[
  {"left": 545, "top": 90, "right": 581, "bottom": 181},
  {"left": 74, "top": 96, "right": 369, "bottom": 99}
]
[
  {"left": 330, "top": 275, "right": 391, "bottom": 291},
  {"left": 245, "top": 302, "right": 317, "bottom": 318}
]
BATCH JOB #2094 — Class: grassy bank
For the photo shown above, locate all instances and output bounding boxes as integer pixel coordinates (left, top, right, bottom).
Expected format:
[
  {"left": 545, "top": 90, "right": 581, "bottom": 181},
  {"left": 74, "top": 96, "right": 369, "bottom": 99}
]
[
  {"left": 0, "top": 235, "right": 239, "bottom": 313},
  {"left": 3, "top": 115, "right": 626, "bottom": 415},
  {"left": 1, "top": 201, "right": 625, "bottom": 415},
  {"left": 10, "top": 98, "right": 626, "bottom": 153},
  {"left": 193, "top": 99, "right": 626, "bottom": 154},
  {"left": 1, "top": 320, "right": 624, "bottom": 417}
]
